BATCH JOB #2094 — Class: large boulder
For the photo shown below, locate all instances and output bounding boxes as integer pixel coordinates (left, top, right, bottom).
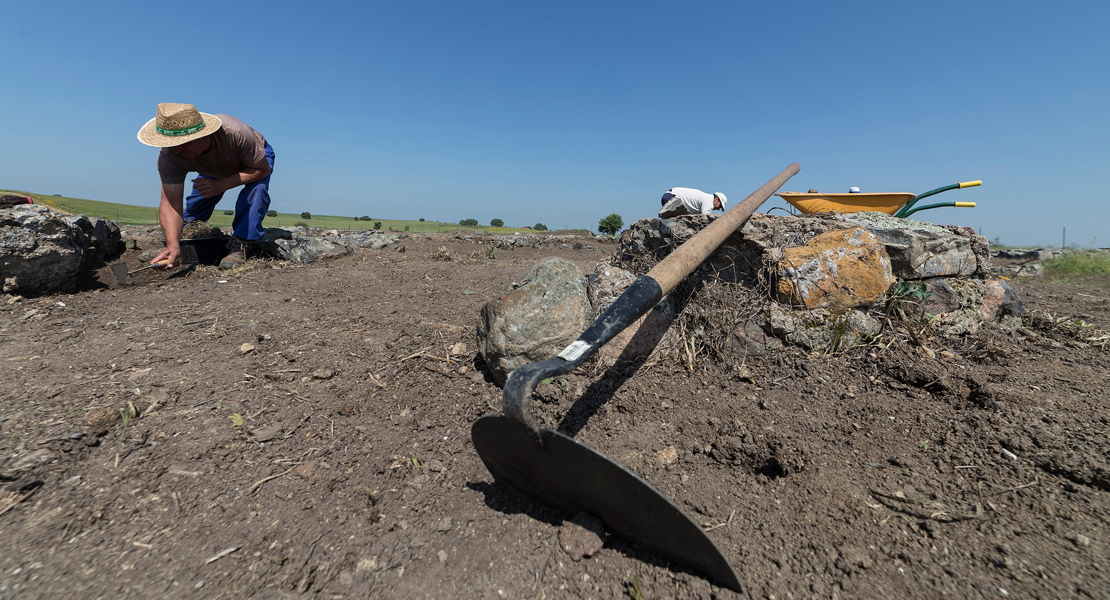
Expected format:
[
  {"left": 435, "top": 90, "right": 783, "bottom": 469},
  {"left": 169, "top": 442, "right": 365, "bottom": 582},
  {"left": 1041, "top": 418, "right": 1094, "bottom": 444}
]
[
  {"left": 774, "top": 227, "right": 895, "bottom": 310},
  {"left": 0, "top": 205, "right": 122, "bottom": 295},
  {"left": 258, "top": 227, "right": 350, "bottom": 263},
  {"left": 477, "top": 258, "right": 591, "bottom": 385},
  {"left": 838, "top": 213, "right": 984, "bottom": 279}
]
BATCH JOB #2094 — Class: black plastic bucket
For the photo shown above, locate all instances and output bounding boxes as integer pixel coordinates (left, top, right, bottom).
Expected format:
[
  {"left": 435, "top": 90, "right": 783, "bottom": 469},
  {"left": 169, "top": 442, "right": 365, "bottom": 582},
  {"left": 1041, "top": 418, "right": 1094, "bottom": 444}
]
[{"left": 181, "top": 237, "right": 228, "bottom": 266}]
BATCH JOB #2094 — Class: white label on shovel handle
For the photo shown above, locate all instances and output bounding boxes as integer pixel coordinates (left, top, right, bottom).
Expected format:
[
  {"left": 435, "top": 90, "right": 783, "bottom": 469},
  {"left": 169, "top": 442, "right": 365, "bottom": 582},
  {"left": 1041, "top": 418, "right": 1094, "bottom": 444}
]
[{"left": 557, "top": 341, "right": 591, "bottom": 362}]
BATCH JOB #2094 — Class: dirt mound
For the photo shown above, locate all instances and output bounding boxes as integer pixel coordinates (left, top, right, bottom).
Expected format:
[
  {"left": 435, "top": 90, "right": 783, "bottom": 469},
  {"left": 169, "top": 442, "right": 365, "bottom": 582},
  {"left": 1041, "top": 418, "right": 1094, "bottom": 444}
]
[
  {"left": 0, "top": 233, "right": 1107, "bottom": 598},
  {"left": 181, "top": 220, "right": 222, "bottom": 239}
]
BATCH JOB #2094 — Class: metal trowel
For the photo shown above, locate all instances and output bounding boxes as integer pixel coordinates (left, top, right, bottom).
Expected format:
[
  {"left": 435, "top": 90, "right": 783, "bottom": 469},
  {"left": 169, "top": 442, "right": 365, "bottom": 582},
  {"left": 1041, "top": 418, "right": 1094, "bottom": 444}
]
[
  {"left": 110, "top": 244, "right": 199, "bottom": 285},
  {"left": 472, "top": 164, "right": 801, "bottom": 592}
]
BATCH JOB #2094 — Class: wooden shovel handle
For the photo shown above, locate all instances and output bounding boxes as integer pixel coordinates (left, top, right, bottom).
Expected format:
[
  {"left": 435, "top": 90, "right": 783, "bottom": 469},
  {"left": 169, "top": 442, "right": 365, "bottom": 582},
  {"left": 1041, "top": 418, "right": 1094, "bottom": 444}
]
[{"left": 646, "top": 163, "right": 800, "bottom": 295}]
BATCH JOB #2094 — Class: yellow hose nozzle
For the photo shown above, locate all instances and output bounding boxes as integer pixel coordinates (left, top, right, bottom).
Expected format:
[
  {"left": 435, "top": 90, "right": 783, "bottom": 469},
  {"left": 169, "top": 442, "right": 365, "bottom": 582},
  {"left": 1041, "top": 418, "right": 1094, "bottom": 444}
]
[
  {"left": 958, "top": 180, "right": 982, "bottom": 189},
  {"left": 954, "top": 202, "right": 976, "bottom": 208}
]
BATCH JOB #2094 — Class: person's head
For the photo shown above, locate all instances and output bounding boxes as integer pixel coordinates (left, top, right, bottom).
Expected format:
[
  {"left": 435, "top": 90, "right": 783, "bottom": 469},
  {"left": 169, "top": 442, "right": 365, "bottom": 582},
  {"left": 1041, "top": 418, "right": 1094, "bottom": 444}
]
[
  {"left": 169, "top": 136, "right": 212, "bottom": 160},
  {"left": 137, "top": 103, "right": 222, "bottom": 151},
  {"left": 713, "top": 192, "right": 727, "bottom": 211}
]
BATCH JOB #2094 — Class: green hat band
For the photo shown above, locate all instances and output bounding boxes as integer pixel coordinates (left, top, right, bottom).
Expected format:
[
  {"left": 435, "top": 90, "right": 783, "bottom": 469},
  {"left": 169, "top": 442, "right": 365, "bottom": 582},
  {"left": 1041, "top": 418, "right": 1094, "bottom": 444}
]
[{"left": 156, "top": 120, "right": 206, "bottom": 137}]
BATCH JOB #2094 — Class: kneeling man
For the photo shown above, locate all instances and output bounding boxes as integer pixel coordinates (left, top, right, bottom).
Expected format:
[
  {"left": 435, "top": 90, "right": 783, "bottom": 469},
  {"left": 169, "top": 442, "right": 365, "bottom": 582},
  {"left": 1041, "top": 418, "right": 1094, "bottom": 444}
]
[
  {"left": 137, "top": 102, "right": 275, "bottom": 269},
  {"left": 658, "top": 187, "right": 726, "bottom": 218}
]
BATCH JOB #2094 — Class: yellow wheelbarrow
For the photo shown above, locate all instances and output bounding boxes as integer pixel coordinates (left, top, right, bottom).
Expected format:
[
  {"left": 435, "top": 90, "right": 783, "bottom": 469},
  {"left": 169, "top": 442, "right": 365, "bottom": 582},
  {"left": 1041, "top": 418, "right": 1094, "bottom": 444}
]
[{"left": 776, "top": 180, "right": 981, "bottom": 218}]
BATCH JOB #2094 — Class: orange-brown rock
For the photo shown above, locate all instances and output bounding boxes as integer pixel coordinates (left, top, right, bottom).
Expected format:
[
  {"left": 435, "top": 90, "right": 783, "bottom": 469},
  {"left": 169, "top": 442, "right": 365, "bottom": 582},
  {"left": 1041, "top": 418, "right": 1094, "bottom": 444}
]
[{"left": 775, "top": 227, "right": 894, "bottom": 310}]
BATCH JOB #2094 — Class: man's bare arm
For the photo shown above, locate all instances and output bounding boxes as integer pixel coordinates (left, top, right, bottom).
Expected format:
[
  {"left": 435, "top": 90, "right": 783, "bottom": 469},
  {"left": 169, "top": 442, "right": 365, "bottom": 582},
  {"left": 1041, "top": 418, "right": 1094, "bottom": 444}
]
[{"left": 153, "top": 183, "right": 185, "bottom": 266}]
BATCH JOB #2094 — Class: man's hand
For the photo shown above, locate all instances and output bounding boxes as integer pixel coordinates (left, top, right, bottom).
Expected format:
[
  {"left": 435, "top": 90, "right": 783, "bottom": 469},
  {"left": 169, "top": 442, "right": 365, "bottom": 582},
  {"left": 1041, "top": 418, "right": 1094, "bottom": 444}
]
[
  {"left": 150, "top": 247, "right": 179, "bottom": 268},
  {"left": 191, "top": 177, "right": 226, "bottom": 199}
]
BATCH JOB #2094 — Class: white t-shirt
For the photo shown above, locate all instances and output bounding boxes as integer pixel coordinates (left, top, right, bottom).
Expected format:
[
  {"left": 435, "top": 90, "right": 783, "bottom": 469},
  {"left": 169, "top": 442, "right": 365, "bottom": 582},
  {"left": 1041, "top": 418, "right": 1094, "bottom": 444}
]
[{"left": 668, "top": 187, "right": 716, "bottom": 215}]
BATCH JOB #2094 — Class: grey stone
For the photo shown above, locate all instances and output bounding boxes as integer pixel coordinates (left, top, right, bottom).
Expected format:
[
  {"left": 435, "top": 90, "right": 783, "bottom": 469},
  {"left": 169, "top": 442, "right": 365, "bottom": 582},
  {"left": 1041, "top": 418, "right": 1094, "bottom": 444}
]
[
  {"left": 588, "top": 263, "right": 636, "bottom": 315},
  {"left": 1, "top": 205, "right": 122, "bottom": 295},
  {"left": 927, "top": 278, "right": 1024, "bottom": 336},
  {"left": 766, "top": 304, "right": 881, "bottom": 352},
  {"left": 993, "top": 263, "right": 1044, "bottom": 278},
  {"left": 920, "top": 278, "right": 961, "bottom": 315},
  {"left": 336, "top": 232, "right": 400, "bottom": 249},
  {"left": 477, "top": 258, "right": 591, "bottom": 385},
  {"left": 259, "top": 227, "right": 351, "bottom": 263},
  {"left": 836, "top": 213, "right": 980, "bottom": 279}
]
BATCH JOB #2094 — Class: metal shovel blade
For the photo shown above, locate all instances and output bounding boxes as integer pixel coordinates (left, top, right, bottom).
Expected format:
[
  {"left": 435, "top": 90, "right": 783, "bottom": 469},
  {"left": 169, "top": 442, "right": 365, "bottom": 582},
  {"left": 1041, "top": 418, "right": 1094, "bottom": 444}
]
[{"left": 472, "top": 415, "right": 743, "bottom": 592}]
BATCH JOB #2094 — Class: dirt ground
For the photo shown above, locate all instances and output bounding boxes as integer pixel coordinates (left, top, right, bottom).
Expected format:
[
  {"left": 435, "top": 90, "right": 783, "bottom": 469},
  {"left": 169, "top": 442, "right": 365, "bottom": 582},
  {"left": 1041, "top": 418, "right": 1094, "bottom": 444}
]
[{"left": 0, "top": 232, "right": 1107, "bottom": 599}]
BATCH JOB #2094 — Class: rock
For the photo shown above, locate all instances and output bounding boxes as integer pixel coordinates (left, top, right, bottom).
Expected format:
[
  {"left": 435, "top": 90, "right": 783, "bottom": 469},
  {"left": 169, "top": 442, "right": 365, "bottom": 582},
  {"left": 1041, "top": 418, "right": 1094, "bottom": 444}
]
[
  {"left": 587, "top": 264, "right": 636, "bottom": 315},
  {"left": 258, "top": 227, "right": 351, "bottom": 263},
  {"left": 723, "top": 320, "right": 781, "bottom": 357},
  {"left": 738, "top": 212, "right": 842, "bottom": 252},
  {"left": 1068, "top": 533, "right": 1092, "bottom": 547},
  {"left": 294, "top": 462, "right": 317, "bottom": 478},
  {"left": 838, "top": 213, "right": 982, "bottom": 279},
  {"left": 312, "top": 368, "right": 336, "bottom": 380},
  {"left": 980, "top": 278, "right": 1025, "bottom": 320},
  {"left": 335, "top": 232, "right": 399, "bottom": 249},
  {"left": 1, "top": 205, "right": 122, "bottom": 295},
  {"left": 929, "top": 278, "right": 1026, "bottom": 336},
  {"left": 559, "top": 512, "right": 606, "bottom": 560},
  {"left": 435, "top": 517, "right": 453, "bottom": 532},
  {"left": 767, "top": 304, "right": 881, "bottom": 352},
  {"left": 655, "top": 446, "right": 678, "bottom": 464},
  {"left": 920, "top": 278, "right": 961, "bottom": 315},
  {"left": 449, "top": 342, "right": 467, "bottom": 356},
  {"left": 476, "top": 258, "right": 591, "bottom": 385},
  {"left": 775, "top": 227, "right": 895, "bottom": 310},
  {"left": 10, "top": 448, "right": 55, "bottom": 471},
  {"left": 240, "top": 342, "right": 256, "bottom": 354},
  {"left": 251, "top": 423, "right": 282, "bottom": 442},
  {"left": 86, "top": 405, "right": 121, "bottom": 436},
  {"left": 994, "top": 263, "right": 1044, "bottom": 278}
]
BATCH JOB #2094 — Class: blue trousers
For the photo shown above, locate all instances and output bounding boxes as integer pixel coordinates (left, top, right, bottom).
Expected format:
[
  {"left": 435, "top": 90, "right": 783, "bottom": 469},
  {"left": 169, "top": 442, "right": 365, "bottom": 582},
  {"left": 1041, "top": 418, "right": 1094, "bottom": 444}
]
[{"left": 184, "top": 143, "right": 275, "bottom": 241}]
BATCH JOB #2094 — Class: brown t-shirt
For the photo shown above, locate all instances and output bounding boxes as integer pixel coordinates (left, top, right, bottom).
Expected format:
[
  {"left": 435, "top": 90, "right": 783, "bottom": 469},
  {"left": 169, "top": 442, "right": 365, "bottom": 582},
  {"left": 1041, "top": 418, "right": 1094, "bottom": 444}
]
[{"left": 157, "top": 115, "right": 268, "bottom": 184}]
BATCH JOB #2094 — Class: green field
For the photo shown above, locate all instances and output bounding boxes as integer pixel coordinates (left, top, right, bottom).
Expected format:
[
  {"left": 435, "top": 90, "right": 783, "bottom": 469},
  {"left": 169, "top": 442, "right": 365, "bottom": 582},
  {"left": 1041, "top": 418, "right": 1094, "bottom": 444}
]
[{"left": 1, "top": 189, "right": 588, "bottom": 235}]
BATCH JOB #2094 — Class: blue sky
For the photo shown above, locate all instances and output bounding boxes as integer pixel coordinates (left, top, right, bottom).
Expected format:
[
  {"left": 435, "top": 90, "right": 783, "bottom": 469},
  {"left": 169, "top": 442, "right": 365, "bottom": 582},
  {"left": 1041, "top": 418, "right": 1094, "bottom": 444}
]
[{"left": 2, "top": 1, "right": 1107, "bottom": 246}]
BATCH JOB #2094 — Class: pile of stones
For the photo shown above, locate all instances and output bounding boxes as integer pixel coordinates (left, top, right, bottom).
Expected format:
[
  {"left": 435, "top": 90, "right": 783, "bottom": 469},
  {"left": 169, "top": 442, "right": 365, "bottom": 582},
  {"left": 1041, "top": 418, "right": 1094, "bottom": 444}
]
[{"left": 477, "top": 212, "right": 1026, "bottom": 382}]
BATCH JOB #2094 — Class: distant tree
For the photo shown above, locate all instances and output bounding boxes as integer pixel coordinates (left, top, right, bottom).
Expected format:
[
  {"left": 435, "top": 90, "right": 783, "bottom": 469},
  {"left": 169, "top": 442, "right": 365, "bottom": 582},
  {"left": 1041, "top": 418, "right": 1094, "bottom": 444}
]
[
  {"left": 597, "top": 213, "right": 623, "bottom": 235},
  {"left": 490, "top": 218, "right": 504, "bottom": 227},
  {"left": 359, "top": 216, "right": 371, "bottom": 221},
  {"left": 459, "top": 218, "right": 479, "bottom": 227},
  {"left": 419, "top": 217, "right": 425, "bottom": 221},
  {"left": 266, "top": 210, "right": 277, "bottom": 217},
  {"left": 404, "top": 225, "right": 410, "bottom": 231},
  {"left": 373, "top": 221, "right": 382, "bottom": 230},
  {"left": 223, "top": 209, "right": 234, "bottom": 216},
  {"left": 533, "top": 223, "right": 548, "bottom": 231},
  {"left": 300, "top": 212, "right": 311, "bottom": 220}
]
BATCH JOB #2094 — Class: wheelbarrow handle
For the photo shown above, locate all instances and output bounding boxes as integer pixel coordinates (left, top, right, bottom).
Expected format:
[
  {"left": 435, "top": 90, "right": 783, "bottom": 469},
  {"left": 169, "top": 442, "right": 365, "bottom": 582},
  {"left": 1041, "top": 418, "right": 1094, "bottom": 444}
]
[
  {"left": 899, "top": 201, "right": 976, "bottom": 218},
  {"left": 895, "top": 179, "right": 982, "bottom": 218}
]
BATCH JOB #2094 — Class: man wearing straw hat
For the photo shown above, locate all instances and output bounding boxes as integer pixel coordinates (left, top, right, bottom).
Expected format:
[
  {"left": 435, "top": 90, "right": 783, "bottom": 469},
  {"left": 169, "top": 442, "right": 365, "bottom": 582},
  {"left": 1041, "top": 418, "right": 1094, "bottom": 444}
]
[{"left": 137, "top": 103, "right": 275, "bottom": 269}]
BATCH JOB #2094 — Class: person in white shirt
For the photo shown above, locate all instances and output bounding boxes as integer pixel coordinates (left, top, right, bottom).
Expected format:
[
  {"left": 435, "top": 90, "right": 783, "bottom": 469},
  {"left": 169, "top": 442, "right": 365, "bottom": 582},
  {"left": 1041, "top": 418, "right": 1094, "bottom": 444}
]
[{"left": 658, "top": 187, "right": 727, "bottom": 218}]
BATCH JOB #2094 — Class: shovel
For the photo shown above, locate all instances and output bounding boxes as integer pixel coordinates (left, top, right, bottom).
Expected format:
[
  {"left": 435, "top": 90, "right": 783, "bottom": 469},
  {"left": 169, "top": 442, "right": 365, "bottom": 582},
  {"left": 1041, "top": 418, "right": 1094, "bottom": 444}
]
[
  {"left": 110, "top": 244, "right": 199, "bottom": 285},
  {"left": 472, "top": 163, "right": 800, "bottom": 592}
]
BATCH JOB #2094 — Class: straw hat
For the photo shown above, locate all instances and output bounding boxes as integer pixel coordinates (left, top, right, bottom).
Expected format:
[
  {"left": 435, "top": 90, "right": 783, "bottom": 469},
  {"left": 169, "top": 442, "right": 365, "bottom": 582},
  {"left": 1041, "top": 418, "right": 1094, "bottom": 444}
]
[{"left": 136, "top": 103, "right": 222, "bottom": 147}]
